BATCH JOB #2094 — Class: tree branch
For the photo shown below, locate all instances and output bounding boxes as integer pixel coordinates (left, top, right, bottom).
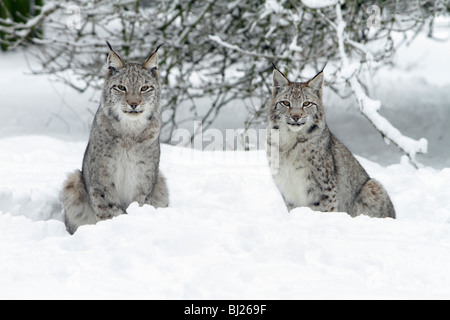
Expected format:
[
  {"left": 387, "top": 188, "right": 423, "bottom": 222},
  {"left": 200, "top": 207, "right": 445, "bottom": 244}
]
[
  {"left": 208, "top": 35, "right": 289, "bottom": 60},
  {"left": 333, "top": 3, "right": 427, "bottom": 168}
]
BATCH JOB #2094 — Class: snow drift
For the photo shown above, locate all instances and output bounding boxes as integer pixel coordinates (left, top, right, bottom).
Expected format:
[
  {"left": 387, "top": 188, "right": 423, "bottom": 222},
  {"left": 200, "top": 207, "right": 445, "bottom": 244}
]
[{"left": 1, "top": 136, "right": 450, "bottom": 299}]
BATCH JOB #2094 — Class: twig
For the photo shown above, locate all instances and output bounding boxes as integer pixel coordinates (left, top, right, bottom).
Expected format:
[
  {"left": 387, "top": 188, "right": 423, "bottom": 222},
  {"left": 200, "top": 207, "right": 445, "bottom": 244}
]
[
  {"left": 208, "top": 35, "right": 289, "bottom": 60},
  {"left": 333, "top": 3, "right": 427, "bottom": 167}
]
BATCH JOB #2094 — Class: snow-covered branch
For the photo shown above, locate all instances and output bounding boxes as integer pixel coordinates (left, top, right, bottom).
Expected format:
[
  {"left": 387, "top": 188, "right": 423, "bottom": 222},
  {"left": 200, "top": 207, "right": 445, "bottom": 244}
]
[
  {"left": 0, "top": 3, "right": 60, "bottom": 48},
  {"left": 332, "top": 3, "right": 427, "bottom": 167},
  {"left": 301, "top": 0, "right": 340, "bottom": 9},
  {"left": 208, "top": 35, "right": 289, "bottom": 60},
  {"left": 1, "top": 0, "right": 441, "bottom": 150}
]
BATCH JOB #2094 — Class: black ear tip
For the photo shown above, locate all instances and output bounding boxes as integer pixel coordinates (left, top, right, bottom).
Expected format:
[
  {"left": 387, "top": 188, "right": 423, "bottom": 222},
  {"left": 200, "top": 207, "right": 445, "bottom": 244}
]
[
  {"left": 106, "top": 40, "right": 113, "bottom": 51},
  {"left": 149, "top": 44, "right": 164, "bottom": 58},
  {"left": 271, "top": 63, "right": 284, "bottom": 75},
  {"left": 271, "top": 63, "right": 286, "bottom": 78}
]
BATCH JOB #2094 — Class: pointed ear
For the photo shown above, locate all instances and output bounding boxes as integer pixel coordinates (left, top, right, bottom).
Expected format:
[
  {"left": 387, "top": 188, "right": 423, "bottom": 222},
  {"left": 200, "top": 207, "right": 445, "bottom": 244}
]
[
  {"left": 272, "top": 69, "right": 289, "bottom": 97},
  {"left": 306, "top": 71, "right": 324, "bottom": 98},
  {"left": 106, "top": 41, "right": 124, "bottom": 77},
  {"left": 143, "top": 44, "right": 163, "bottom": 78}
]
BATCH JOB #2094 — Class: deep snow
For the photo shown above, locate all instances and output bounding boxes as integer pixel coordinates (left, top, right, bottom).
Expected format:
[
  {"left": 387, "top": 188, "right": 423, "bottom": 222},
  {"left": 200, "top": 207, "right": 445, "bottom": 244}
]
[
  {"left": 1, "top": 136, "right": 450, "bottom": 299},
  {"left": 1, "top": 26, "right": 450, "bottom": 299}
]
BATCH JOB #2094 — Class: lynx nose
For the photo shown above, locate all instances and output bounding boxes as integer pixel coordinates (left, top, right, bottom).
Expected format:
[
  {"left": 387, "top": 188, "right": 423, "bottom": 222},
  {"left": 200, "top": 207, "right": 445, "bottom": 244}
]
[
  {"left": 128, "top": 101, "right": 140, "bottom": 109},
  {"left": 291, "top": 115, "right": 300, "bottom": 122}
]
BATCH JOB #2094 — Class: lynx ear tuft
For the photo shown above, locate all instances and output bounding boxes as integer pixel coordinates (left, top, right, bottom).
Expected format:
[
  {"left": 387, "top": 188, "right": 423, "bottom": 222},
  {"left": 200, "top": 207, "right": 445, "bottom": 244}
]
[
  {"left": 143, "top": 44, "right": 164, "bottom": 78},
  {"left": 272, "top": 68, "right": 290, "bottom": 97},
  {"left": 306, "top": 71, "right": 324, "bottom": 97},
  {"left": 106, "top": 41, "right": 125, "bottom": 77}
]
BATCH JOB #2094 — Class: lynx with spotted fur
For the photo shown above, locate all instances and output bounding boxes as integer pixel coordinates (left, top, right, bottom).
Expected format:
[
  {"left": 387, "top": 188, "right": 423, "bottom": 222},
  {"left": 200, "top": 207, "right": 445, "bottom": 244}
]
[
  {"left": 267, "top": 68, "right": 395, "bottom": 218},
  {"left": 60, "top": 43, "right": 169, "bottom": 234}
]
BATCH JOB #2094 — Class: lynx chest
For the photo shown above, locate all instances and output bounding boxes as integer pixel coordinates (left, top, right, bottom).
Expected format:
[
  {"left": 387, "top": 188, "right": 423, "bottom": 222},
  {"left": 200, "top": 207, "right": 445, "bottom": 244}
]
[
  {"left": 113, "top": 140, "right": 154, "bottom": 208},
  {"left": 273, "top": 158, "right": 314, "bottom": 209}
]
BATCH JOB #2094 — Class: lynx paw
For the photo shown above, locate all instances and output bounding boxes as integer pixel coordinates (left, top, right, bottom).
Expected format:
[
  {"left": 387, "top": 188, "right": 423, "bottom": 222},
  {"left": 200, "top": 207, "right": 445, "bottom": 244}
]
[
  {"left": 136, "top": 194, "right": 148, "bottom": 207},
  {"left": 95, "top": 204, "right": 125, "bottom": 220}
]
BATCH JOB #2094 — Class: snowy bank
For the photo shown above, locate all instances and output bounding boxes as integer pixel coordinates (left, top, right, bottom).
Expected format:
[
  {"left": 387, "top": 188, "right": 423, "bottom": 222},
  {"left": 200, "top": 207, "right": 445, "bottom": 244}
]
[{"left": 0, "top": 136, "right": 450, "bottom": 299}]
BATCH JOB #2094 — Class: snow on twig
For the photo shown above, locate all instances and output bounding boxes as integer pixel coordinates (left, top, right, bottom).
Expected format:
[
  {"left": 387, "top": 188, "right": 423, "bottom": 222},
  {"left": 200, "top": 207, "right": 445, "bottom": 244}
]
[
  {"left": 301, "top": 0, "right": 340, "bottom": 9},
  {"left": 0, "top": 3, "right": 59, "bottom": 33},
  {"left": 332, "top": 3, "right": 427, "bottom": 168},
  {"left": 208, "top": 35, "right": 289, "bottom": 60}
]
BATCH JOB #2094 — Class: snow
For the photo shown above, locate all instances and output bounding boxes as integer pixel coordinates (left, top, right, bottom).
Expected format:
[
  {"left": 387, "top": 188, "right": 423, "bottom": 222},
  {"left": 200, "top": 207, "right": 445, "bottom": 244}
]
[
  {"left": 262, "top": 0, "right": 286, "bottom": 17},
  {"left": 1, "top": 137, "right": 450, "bottom": 299},
  {"left": 1, "top": 32, "right": 450, "bottom": 299},
  {"left": 301, "top": 0, "right": 340, "bottom": 9},
  {"left": 288, "top": 36, "right": 303, "bottom": 53}
]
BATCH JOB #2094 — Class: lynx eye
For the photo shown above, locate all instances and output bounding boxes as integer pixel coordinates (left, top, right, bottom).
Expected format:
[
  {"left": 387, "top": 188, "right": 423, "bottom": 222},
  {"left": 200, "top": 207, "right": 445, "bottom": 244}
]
[
  {"left": 281, "top": 101, "right": 291, "bottom": 108},
  {"left": 141, "top": 85, "right": 153, "bottom": 92},
  {"left": 117, "top": 85, "right": 126, "bottom": 91},
  {"left": 303, "top": 101, "right": 311, "bottom": 107}
]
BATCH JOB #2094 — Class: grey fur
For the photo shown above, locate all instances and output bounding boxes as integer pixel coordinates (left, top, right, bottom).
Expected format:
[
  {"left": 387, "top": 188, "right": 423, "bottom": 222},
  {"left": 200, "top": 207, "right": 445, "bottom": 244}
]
[
  {"left": 267, "top": 68, "right": 395, "bottom": 218},
  {"left": 61, "top": 44, "right": 168, "bottom": 234}
]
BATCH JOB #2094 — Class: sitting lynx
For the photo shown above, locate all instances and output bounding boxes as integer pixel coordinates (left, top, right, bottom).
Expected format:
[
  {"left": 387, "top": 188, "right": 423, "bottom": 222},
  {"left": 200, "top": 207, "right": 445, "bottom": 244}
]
[
  {"left": 61, "top": 42, "right": 169, "bottom": 234},
  {"left": 266, "top": 67, "right": 395, "bottom": 218}
]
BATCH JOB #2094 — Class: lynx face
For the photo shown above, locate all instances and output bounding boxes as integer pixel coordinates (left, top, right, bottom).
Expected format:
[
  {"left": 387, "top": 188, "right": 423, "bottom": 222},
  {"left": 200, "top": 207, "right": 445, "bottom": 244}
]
[
  {"left": 270, "top": 69, "right": 325, "bottom": 133},
  {"left": 101, "top": 43, "right": 161, "bottom": 124},
  {"left": 105, "top": 64, "right": 160, "bottom": 121}
]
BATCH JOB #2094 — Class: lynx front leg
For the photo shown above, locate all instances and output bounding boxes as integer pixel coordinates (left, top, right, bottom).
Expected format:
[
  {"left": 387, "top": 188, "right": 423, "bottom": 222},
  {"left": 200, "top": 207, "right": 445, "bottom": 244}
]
[
  {"left": 89, "top": 186, "right": 126, "bottom": 220},
  {"left": 309, "top": 165, "right": 339, "bottom": 213},
  {"left": 311, "top": 193, "right": 338, "bottom": 212},
  {"left": 145, "top": 172, "right": 169, "bottom": 208},
  {"left": 85, "top": 151, "right": 128, "bottom": 220}
]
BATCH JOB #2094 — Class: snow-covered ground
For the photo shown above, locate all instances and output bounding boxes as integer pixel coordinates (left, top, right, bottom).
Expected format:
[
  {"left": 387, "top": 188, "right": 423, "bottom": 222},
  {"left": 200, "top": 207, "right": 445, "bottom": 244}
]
[
  {"left": 1, "top": 29, "right": 450, "bottom": 299},
  {"left": 1, "top": 136, "right": 450, "bottom": 299}
]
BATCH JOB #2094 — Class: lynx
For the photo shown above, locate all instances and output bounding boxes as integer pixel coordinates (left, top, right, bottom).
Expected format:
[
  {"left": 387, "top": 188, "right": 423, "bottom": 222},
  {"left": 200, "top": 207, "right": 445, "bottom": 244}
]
[
  {"left": 266, "top": 67, "right": 395, "bottom": 218},
  {"left": 60, "top": 42, "right": 169, "bottom": 234}
]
